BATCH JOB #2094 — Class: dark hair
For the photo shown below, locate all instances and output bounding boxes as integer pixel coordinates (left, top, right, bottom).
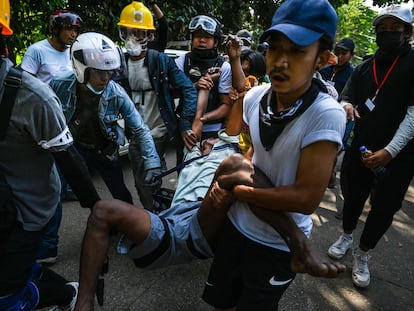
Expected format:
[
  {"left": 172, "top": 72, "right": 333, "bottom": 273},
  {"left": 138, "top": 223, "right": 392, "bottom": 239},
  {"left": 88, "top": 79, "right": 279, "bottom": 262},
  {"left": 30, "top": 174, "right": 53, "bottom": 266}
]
[
  {"left": 256, "top": 42, "right": 269, "bottom": 56},
  {"left": 265, "top": 32, "right": 333, "bottom": 52},
  {"left": 240, "top": 49, "right": 267, "bottom": 80},
  {"left": 404, "top": 24, "right": 413, "bottom": 41},
  {"left": 318, "top": 35, "right": 334, "bottom": 53}
]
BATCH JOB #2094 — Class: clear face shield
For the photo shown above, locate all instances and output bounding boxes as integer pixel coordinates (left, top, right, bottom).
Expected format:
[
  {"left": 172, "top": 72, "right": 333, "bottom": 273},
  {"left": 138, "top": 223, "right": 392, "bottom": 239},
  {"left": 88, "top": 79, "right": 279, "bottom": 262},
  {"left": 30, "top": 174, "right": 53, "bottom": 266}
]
[
  {"left": 119, "top": 27, "right": 148, "bottom": 56},
  {"left": 188, "top": 15, "right": 218, "bottom": 36}
]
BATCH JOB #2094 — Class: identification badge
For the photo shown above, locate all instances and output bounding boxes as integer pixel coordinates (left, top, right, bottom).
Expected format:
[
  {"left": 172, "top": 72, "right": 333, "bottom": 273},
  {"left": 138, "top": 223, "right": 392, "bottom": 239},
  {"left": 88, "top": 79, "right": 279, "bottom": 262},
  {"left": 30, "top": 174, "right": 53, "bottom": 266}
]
[{"left": 364, "top": 98, "right": 375, "bottom": 111}]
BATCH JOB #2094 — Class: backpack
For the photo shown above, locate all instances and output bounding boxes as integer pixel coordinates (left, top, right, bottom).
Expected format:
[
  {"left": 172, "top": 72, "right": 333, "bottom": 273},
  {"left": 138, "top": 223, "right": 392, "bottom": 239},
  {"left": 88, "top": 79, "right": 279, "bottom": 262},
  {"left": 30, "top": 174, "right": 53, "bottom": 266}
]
[{"left": 182, "top": 53, "right": 225, "bottom": 123}]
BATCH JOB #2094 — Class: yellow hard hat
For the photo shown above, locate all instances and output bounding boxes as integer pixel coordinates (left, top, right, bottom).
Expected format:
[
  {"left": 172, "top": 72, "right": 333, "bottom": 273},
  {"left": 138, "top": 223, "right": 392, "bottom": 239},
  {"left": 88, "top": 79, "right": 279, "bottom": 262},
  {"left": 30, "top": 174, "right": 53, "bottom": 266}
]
[
  {"left": 118, "top": 1, "right": 155, "bottom": 30},
  {"left": 0, "top": 0, "right": 12, "bottom": 35}
]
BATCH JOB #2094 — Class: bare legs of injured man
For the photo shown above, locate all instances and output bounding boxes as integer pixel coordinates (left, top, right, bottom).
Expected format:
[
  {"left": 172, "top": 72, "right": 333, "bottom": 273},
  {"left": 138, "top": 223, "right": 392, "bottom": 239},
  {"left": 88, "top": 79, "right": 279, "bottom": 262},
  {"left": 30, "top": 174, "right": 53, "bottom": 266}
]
[
  {"left": 198, "top": 153, "right": 346, "bottom": 278},
  {"left": 75, "top": 154, "right": 344, "bottom": 311}
]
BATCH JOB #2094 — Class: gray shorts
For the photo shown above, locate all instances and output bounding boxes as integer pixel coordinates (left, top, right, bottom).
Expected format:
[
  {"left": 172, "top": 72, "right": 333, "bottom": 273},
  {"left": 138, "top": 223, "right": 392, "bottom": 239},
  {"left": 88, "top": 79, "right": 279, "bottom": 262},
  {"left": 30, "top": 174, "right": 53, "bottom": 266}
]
[{"left": 117, "top": 201, "right": 213, "bottom": 269}]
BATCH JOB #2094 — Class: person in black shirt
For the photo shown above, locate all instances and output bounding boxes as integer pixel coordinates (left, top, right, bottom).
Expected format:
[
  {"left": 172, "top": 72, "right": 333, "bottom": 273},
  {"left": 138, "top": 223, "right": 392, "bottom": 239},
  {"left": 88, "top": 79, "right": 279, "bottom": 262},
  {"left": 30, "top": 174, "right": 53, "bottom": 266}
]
[{"left": 328, "top": 5, "right": 414, "bottom": 289}]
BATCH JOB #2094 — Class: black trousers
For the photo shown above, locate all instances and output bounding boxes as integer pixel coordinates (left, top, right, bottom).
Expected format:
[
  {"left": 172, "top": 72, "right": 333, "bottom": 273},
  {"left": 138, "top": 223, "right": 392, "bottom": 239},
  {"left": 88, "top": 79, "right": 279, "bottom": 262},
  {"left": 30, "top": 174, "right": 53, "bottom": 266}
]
[
  {"left": 340, "top": 150, "right": 414, "bottom": 249},
  {"left": 0, "top": 224, "right": 73, "bottom": 308},
  {"left": 0, "top": 224, "right": 42, "bottom": 295}
]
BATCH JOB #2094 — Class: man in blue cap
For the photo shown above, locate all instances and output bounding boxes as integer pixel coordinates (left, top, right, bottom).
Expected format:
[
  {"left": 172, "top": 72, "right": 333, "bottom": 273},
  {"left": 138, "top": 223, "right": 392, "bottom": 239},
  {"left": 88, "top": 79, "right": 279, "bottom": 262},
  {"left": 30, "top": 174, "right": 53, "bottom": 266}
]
[
  {"left": 320, "top": 37, "right": 355, "bottom": 96},
  {"left": 202, "top": 0, "right": 346, "bottom": 309}
]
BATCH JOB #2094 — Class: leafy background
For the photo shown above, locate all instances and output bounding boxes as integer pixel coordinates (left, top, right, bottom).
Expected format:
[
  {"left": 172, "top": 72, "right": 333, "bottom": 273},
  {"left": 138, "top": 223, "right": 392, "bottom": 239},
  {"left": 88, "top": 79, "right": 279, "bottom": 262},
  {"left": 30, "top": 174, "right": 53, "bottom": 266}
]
[{"left": 7, "top": 0, "right": 412, "bottom": 64}]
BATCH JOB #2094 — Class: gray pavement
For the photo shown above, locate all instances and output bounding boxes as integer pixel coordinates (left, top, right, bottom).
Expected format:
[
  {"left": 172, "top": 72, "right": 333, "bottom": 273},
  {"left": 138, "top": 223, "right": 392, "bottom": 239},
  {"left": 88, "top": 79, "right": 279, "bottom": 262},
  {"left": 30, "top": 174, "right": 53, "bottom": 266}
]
[{"left": 48, "top": 150, "right": 414, "bottom": 311}]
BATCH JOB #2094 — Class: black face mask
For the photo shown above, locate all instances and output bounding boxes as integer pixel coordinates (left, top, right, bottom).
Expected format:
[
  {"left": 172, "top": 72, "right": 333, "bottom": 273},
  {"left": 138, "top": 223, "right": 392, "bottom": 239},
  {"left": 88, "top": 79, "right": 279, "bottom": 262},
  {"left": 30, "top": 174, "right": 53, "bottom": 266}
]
[
  {"left": 191, "top": 48, "right": 218, "bottom": 59},
  {"left": 376, "top": 31, "right": 403, "bottom": 52}
]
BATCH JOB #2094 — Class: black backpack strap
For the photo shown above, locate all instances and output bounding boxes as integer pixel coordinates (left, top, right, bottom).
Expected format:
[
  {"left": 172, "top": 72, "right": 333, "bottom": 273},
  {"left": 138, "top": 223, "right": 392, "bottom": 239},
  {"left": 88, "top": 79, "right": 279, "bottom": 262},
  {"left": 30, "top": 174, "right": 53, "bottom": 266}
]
[
  {"left": 154, "top": 142, "right": 240, "bottom": 180},
  {"left": 0, "top": 67, "right": 22, "bottom": 141},
  {"left": 154, "top": 154, "right": 208, "bottom": 181},
  {"left": 183, "top": 53, "right": 190, "bottom": 76}
]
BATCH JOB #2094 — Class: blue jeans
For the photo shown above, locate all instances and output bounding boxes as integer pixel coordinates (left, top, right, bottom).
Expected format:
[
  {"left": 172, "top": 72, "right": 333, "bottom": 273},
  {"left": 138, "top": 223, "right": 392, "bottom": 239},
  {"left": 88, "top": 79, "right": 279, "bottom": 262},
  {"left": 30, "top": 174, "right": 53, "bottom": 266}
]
[
  {"left": 57, "top": 165, "right": 74, "bottom": 200},
  {"left": 38, "top": 202, "right": 62, "bottom": 256},
  {"left": 128, "top": 134, "right": 169, "bottom": 210}
]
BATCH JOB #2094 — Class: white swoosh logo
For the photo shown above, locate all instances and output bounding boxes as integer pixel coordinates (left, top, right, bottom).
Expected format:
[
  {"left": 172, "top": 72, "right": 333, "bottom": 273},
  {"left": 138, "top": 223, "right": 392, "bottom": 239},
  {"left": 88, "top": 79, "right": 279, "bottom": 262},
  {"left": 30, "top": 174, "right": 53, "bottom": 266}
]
[{"left": 269, "top": 276, "right": 292, "bottom": 286}]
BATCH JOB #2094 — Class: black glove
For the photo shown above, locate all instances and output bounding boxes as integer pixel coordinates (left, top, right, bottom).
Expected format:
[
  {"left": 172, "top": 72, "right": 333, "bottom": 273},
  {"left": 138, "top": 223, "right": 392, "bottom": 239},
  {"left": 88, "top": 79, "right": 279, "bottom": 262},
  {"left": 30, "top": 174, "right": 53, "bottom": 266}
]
[{"left": 144, "top": 167, "right": 162, "bottom": 189}]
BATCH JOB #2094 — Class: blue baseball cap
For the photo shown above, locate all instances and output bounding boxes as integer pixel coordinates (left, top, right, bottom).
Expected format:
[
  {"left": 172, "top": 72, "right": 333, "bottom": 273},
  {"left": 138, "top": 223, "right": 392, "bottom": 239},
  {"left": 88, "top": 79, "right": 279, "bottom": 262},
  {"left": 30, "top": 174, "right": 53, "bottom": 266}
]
[{"left": 260, "top": 0, "right": 338, "bottom": 46}]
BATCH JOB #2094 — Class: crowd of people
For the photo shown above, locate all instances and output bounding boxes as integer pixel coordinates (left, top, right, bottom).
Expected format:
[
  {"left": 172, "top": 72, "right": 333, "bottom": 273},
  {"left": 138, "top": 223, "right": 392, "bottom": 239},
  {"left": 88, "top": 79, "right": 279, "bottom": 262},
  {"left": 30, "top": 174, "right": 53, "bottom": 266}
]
[{"left": 0, "top": 0, "right": 413, "bottom": 310}]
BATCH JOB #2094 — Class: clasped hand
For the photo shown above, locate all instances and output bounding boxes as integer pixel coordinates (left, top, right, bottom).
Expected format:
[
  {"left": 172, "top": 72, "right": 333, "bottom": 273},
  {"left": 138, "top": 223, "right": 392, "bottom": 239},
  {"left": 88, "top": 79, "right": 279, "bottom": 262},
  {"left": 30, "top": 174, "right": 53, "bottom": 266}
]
[{"left": 144, "top": 167, "right": 162, "bottom": 189}]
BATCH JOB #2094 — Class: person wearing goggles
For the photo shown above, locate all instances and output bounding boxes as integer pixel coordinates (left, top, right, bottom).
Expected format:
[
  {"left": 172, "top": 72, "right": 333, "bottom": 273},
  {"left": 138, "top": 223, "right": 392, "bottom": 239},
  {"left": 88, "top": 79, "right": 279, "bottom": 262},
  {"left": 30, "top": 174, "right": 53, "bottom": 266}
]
[
  {"left": 175, "top": 14, "right": 233, "bottom": 163},
  {"left": 116, "top": 1, "right": 198, "bottom": 211},
  {"left": 188, "top": 15, "right": 221, "bottom": 37}
]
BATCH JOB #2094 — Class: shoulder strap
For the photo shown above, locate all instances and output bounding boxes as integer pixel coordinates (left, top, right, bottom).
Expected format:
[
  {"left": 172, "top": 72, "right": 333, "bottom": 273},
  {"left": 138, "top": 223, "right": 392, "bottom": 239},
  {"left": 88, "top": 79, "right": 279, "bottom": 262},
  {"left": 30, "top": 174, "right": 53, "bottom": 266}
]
[
  {"left": 216, "top": 55, "right": 225, "bottom": 68},
  {"left": 154, "top": 142, "right": 240, "bottom": 180},
  {"left": 183, "top": 53, "right": 190, "bottom": 76},
  {"left": 154, "top": 154, "right": 208, "bottom": 181},
  {"left": 0, "top": 67, "right": 22, "bottom": 141}
]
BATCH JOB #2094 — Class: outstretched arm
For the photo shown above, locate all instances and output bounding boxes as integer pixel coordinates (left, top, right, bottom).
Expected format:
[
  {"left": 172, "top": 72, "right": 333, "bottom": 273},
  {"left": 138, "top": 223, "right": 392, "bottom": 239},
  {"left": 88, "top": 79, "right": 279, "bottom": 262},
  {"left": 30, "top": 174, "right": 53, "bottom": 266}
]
[{"left": 224, "top": 35, "right": 246, "bottom": 136}]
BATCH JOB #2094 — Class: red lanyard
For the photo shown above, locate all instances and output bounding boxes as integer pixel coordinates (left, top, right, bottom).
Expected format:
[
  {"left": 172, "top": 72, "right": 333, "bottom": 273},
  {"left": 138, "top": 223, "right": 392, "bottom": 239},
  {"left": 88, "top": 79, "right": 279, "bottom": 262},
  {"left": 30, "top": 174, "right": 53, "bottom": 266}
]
[{"left": 372, "top": 55, "right": 400, "bottom": 101}]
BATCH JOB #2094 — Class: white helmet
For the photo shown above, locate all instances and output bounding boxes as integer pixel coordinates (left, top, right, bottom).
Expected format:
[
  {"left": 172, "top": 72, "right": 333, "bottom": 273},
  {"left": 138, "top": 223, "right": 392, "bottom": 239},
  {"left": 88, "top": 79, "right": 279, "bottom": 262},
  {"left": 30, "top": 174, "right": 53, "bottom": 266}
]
[{"left": 71, "top": 32, "right": 122, "bottom": 83}]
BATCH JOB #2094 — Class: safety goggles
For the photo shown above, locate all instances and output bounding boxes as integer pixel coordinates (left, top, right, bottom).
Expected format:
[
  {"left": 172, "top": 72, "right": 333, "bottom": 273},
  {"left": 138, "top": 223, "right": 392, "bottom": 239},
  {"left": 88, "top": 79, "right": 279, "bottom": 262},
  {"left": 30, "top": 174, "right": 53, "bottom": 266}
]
[
  {"left": 119, "top": 27, "right": 147, "bottom": 42},
  {"left": 189, "top": 16, "right": 217, "bottom": 36},
  {"left": 59, "top": 13, "right": 82, "bottom": 28},
  {"left": 90, "top": 68, "right": 115, "bottom": 79}
]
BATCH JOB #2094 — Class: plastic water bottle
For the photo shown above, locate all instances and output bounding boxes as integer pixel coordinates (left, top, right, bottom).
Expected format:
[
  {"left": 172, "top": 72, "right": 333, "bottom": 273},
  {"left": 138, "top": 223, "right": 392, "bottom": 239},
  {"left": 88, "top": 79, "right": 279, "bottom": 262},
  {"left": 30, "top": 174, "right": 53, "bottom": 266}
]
[{"left": 359, "top": 145, "right": 386, "bottom": 178}]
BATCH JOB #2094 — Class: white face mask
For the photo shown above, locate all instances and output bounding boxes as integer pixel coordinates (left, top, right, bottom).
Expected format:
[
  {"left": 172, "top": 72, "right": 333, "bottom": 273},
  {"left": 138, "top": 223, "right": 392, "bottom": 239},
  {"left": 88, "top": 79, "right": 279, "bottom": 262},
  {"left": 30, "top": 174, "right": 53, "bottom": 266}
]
[{"left": 125, "top": 37, "right": 147, "bottom": 56}]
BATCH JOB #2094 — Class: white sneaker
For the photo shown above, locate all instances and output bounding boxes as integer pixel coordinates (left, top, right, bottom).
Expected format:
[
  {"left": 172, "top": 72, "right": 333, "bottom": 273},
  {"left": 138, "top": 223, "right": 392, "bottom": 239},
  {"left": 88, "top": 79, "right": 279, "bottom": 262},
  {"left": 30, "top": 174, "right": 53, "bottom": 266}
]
[
  {"left": 352, "top": 248, "right": 371, "bottom": 288},
  {"left": 48, "top": 281, "right": 79, "bottom": 311},
  {"left": 328, "top": 233, "right": 353, "bottom": 259},
  {"left": 62, "top": 282, "right": 79, "bottom": 311}
]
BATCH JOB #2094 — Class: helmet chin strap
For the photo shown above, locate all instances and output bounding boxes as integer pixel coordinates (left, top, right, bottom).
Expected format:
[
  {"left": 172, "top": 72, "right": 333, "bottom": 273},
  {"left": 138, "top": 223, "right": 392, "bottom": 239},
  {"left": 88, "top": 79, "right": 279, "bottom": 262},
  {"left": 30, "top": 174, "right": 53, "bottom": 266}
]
[{"left": 86, "top": 82, "right": 105, "bottom": 95}]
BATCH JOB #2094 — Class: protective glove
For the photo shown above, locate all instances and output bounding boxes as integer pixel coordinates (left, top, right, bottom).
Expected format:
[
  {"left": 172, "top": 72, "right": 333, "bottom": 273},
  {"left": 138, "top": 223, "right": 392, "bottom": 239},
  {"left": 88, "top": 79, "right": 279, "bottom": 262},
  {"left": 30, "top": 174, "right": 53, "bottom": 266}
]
[{"left": 144, "top": 167, "right": 163, "bottom": 189}]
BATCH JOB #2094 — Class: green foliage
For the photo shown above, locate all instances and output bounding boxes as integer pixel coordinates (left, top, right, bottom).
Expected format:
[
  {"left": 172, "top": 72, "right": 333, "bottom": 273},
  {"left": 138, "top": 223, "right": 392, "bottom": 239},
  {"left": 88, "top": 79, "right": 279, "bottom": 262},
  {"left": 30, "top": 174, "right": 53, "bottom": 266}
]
[
  {"left": 337, "top": 0, "right": 378, "bottom": 64},
  {"left": 9, "top": 1, "right": 65, "bottom": 60},
  {"left": 6, "top": 0, "right": 411, "bottom": 63}
]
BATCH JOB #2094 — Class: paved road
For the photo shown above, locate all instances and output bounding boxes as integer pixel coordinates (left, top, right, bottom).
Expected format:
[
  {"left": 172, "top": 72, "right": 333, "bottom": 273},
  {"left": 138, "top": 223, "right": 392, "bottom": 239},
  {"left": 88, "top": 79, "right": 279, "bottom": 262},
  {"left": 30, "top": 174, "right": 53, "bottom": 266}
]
[{"left": 47, "top": 149, "right": 414, "bottom": 311}]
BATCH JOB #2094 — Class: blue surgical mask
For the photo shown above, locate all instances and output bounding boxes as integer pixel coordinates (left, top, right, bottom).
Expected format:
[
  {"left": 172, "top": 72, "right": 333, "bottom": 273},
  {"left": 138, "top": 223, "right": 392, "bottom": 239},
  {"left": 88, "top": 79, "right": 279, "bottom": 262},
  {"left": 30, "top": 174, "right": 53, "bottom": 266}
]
[{"left": 86, "top": 82, "right": 105, "bottom": 95}]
